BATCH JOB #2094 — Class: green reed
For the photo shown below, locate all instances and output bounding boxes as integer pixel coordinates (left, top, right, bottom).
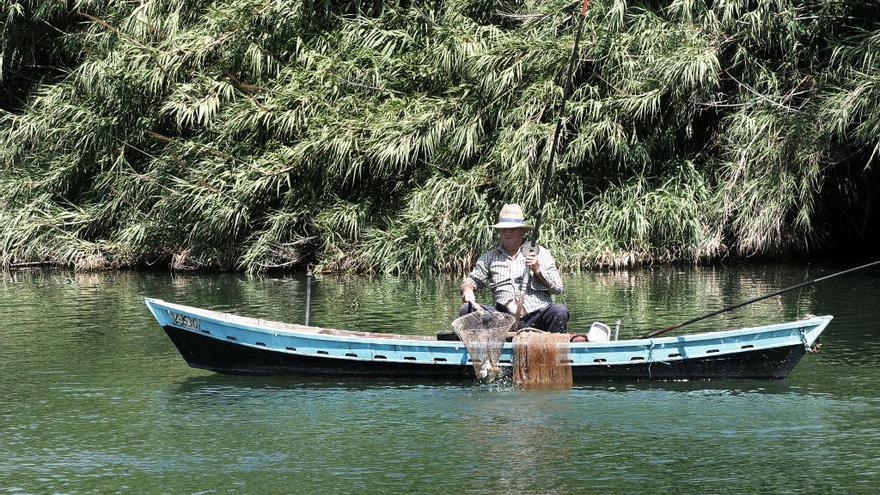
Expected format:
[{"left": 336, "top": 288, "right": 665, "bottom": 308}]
[{"left": 1, "top": 0, "right": 878, "bottom": 273}]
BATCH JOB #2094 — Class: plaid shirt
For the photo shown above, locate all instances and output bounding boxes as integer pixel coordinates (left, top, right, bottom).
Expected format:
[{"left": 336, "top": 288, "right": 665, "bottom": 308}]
[{"left": 463, "top": 244, "right": 563, "bottom": 314}]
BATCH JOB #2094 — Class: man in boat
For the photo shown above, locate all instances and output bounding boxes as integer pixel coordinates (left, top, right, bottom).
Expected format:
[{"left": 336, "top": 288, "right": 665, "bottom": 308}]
[{"left": 459, "top": 203, "right": 569, "bottom": 332}]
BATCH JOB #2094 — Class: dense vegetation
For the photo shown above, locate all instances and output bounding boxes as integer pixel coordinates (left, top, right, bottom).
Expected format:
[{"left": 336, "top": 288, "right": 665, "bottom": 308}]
[{"left": 1, "top": 0, "right": 878, "bottom": 273}]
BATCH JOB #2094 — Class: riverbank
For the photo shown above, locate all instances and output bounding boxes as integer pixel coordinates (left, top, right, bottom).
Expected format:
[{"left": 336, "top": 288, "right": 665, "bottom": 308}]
[{"left": 3, "top": 247, "right": 876, "bottom": 277}]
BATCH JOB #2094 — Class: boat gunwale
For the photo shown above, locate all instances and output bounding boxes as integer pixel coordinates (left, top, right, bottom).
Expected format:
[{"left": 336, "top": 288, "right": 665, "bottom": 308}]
[
  {"left": 145, "top": 298, "right": 832, "bottom": 350},
  {"left": 160, "top": 326, "right": 816, "bottom": 368}
]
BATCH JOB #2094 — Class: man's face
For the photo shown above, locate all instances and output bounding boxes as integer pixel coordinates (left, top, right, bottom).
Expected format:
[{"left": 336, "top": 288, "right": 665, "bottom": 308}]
[{"left": 499, "top": 227, "right": 525, "bottom": 253}]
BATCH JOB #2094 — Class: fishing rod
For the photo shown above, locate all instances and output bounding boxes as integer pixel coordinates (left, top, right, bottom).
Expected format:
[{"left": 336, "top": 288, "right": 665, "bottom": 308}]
[
  {"left": 531, "top": 0, "right": 590, "bottom": 241},
  {"left": 641, "top": 259, "right": 880, "bottom": 339},
  {"left": 516, "top": 0, "right": 591, "bottom": 319}
]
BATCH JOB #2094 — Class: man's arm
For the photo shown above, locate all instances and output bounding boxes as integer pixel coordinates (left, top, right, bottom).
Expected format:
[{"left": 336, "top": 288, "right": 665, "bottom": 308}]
[
  {"left": 461, "top": 255, "right": 489, "bottom": 303},
  {"left": 525, "top": 248, "right": 563, "bottom": 294}
]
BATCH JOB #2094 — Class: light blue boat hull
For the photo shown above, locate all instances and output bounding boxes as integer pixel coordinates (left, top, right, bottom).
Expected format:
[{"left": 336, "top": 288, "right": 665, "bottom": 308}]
[{"left": 145, "top": 298, "right": 831, "bottom": 381}]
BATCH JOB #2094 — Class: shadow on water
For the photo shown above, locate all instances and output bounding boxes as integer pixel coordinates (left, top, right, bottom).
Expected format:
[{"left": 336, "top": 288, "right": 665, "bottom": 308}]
[
  {"left": 574, "top": 379, "right": 799, "bottom": 395},
  {"left": 170, "top": 374, "right": 474, "bottom": 395},
  {"left": 168, "top": 370, "right": 804, "bottom": 397}
]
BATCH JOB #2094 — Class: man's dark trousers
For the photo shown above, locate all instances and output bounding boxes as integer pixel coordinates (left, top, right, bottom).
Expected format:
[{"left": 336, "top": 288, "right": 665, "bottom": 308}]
[{"left": 459, "top": 302, "right": 569, "bottom": 333}]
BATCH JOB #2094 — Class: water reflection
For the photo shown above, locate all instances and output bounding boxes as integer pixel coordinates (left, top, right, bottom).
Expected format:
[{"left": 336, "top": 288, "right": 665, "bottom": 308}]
[{"left": 0, "top": 264, "right": 845, "bottom": 338}]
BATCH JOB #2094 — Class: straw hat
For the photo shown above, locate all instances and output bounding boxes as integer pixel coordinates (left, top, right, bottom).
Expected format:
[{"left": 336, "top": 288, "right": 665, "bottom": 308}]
[{"left": 490, "top": 203, "right": 533, "bottom": 230}]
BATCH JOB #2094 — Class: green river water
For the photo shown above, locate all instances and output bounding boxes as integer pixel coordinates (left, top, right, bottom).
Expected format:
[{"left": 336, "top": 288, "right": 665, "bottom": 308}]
[{"left": 1, "top": 263, "right": 879, "bottom": 494}]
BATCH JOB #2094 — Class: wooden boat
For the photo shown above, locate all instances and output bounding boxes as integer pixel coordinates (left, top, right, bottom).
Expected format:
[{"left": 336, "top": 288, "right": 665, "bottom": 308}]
[{"left": 145, "top": 298, "right": 830, "bottom": 381}]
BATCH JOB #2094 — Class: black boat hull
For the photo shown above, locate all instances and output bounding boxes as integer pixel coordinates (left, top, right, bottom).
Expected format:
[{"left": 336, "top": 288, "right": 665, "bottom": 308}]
[{"left": 163, "top": 325, "right": 808, "bottom": 381}]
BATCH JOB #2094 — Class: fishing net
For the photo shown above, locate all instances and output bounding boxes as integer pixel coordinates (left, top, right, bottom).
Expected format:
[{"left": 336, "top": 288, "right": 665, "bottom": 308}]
[
  {"left": 512, "top": 331, "right": 573, "bottom": 389},
  {"left": 452, "top": 311, "right": 516, "bottom": 383}
]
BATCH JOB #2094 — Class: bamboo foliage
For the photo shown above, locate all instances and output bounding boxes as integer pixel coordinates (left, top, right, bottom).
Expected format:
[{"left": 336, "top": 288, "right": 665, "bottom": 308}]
[{"left": 1, "top": 0, "right": 878, "bottom": 272}]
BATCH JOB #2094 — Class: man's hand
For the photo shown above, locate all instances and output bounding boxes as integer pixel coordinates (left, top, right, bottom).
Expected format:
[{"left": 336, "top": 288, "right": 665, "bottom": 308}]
[
  {"left": 525, "top": 251, "right": 541, "bottom": 274},
  {"left": 461, "top": 281, "right": 476, "bottom": 304}
]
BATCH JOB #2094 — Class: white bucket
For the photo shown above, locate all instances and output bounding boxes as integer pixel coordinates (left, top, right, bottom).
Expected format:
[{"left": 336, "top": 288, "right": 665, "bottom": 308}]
[{"left": 587, "top": 322, "right": 611, "bottom": 342}]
